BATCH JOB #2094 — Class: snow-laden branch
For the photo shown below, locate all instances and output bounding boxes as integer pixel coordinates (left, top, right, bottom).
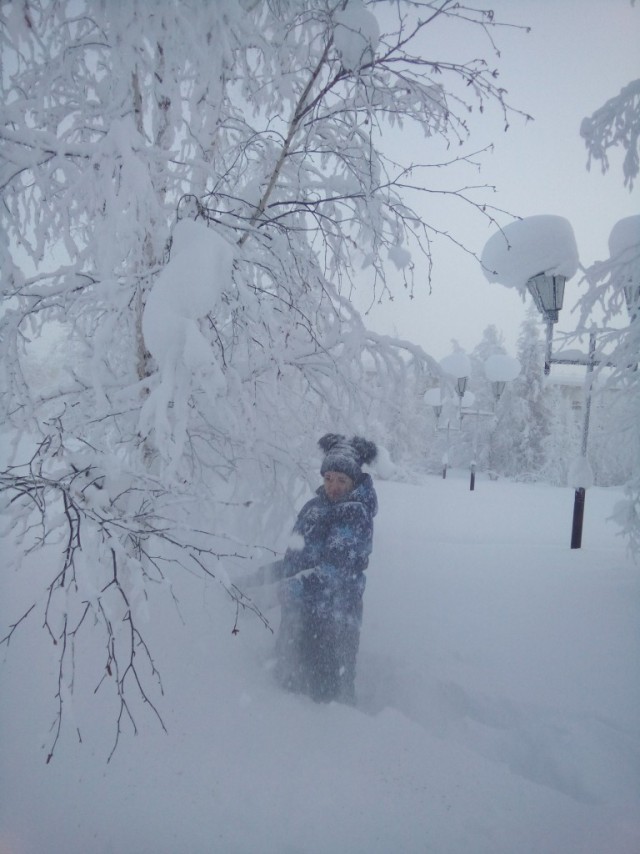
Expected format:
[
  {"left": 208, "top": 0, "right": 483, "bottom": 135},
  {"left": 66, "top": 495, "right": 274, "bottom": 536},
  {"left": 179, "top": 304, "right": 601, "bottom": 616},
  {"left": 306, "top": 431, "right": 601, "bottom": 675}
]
[
  {"left": 580, "top": 78, "right": 640, "bottom": 190},
  {"left": 1, "top": 435, "right": 272, "bottom": 761}
]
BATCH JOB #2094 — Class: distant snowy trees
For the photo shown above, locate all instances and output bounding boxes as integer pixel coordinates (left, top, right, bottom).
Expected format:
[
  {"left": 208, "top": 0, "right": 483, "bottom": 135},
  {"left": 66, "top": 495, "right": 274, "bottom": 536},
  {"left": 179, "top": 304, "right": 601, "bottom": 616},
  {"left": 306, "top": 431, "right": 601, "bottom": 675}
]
[
  {"left": 452, "top": 312, "right": 549, "bottom": 482},
  {"left": 421, "top": 312, "right": 634, "bottom": 489},
  {"left": 1, "top": 0, "right": 529, "bottom": 755}
]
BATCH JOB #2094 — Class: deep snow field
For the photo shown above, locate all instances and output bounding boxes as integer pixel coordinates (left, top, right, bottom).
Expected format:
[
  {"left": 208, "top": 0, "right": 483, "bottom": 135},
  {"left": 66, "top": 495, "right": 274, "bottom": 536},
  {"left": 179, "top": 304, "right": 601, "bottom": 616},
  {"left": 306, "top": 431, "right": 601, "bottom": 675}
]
[{"left": 1, "top": 471, "right": 639, "bottom": 854}]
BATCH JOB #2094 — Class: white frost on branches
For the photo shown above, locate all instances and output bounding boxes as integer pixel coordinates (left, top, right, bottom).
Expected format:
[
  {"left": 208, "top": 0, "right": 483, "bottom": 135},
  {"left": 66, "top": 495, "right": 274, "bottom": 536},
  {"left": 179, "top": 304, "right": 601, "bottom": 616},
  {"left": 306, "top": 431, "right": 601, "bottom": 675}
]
[{"left": 580, "top": 78, "right": 640, "bottom": 190}]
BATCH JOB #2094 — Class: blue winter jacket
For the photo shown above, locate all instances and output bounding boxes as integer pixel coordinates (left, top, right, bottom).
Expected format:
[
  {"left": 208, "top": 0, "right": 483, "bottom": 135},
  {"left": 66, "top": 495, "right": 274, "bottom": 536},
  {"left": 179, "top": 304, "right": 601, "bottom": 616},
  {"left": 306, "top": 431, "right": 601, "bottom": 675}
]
[{"left": 262, "top": 473, "right": 378, "bottom": 617}]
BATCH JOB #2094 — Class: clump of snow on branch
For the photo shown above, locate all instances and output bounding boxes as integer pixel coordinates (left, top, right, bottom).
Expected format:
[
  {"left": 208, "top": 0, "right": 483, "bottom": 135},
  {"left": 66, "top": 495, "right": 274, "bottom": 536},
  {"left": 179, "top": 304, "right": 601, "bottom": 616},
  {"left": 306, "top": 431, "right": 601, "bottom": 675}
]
[
  {"left": 139, "top": 220, "right": 234, "bottom": 474},
  {"left": 333, "top": 0, "right": 380, "bottom": 71},
  {"left": 609, "top": 215, "right": 640, "bottom": 287},
  {"left": 388, "top": 244, "right": 412, "bottom": 270},
  {"left": 481, "top": 215, "right": 579, "bottom": 293}
]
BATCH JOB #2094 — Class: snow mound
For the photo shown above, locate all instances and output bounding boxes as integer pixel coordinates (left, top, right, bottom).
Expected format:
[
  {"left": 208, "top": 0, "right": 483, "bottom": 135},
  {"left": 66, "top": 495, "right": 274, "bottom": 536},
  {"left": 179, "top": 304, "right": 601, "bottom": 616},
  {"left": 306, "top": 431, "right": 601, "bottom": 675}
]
[
  {"left": 608, "top": 216, "right": 640, "bottom": 297},
  {"left": 423, "top": 387, "right": 444, "bottom": 407},
  {"left": 440, "top": 352, "right": 471, "bottom": 379},
  {"left": 481, "top": 215, "right": 579, "bottom": 292},
  {"left": 484, "top": 354, "right": 521, "bottom": 382},
  {"left": 568, "top": 455, "right": 595, "bottom": 489},
  {"left": 608, "top": 215, "right": 640, "bottom": 258}
]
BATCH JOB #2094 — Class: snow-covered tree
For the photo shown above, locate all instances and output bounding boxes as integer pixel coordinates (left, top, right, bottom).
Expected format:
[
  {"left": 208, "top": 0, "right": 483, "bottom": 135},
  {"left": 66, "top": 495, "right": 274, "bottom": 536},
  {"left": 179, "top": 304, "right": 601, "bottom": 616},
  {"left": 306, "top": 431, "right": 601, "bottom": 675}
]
[
  {"left": 578, "top": 216, "right": 640, "bottom": 554},
  {"left": 580, "top": 78, "right": 640, "bottom": 190},
  {"left": 467, "top": 325, "right": 506, "bottom": 472},
  {"left": 580, "top": 38, "right": 640, "bottom": 554},
  {"left": 1, "top": 0, "right": 528, "bottom": 754},
  {"left": 539, "top": 384, "right": 581, "bottom": 486},
  {"left": 489, "top": 307, "right": 550, "bottom": 480},
  {"left": 588, "top": 390, "right": 635, "bottom": 488}
]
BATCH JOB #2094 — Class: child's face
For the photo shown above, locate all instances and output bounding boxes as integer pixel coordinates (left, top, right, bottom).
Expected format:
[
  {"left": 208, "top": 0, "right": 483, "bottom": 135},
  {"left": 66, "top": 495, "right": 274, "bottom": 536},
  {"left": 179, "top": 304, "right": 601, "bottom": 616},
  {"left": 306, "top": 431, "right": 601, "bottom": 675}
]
[{"left": 323, "top": 471, "right": 354, "bottom": 502}]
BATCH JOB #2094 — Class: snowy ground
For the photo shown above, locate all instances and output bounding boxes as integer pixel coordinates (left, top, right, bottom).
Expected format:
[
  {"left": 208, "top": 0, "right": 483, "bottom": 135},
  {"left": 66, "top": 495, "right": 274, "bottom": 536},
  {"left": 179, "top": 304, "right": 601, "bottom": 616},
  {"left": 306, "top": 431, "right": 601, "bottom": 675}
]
[{"left": 1, "top": 471, "right": 639, "bottom": 854}]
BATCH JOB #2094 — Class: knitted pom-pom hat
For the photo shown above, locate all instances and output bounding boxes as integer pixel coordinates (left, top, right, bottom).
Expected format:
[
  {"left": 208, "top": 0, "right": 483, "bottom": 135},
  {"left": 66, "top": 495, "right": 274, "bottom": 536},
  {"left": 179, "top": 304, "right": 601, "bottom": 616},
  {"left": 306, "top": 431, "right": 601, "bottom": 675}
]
[{"left": 318, "top": 433, "right": 377, "bottom": 482}]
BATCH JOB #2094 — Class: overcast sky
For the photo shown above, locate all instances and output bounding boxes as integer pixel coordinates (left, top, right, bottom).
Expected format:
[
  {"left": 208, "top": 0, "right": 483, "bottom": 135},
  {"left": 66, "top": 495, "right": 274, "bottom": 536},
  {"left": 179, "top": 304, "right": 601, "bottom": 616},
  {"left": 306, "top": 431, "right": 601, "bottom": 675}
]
[{"left": 357, "top": 0, "right": 639, "bottom": 361}]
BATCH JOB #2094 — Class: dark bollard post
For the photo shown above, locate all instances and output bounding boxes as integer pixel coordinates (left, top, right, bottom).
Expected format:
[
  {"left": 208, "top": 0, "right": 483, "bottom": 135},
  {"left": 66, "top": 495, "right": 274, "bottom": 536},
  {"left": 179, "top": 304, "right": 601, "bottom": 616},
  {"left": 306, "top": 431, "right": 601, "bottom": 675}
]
[
  {"left": 442, "top": 464, "right": 447, "bottom": 479},
  {"left": 571, "top": 487, "right": 585, "bottom": 549},
  {"left": 469, "top": 463, "right": 475, "bottom": 491},
  {"left": 570, "top": 335, "right": 595, "bottom": 550}
]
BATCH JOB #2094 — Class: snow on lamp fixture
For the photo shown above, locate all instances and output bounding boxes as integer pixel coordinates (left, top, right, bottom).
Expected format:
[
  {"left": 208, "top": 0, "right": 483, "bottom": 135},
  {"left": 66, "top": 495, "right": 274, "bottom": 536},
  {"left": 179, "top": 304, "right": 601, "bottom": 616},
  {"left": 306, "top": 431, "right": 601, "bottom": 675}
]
[
  {"left": 423, "top": 387, "right": 443, "bottom": 419},
  {"left": 439, "top": 352, "right": 471, "bottom": 399},
  {"left": 484, "top": 354, "right": 521, "bottom": 402},
  {"left": 526, "top": 272, "right": 566, "bottom": 323},
  {"left": 525, "top": 272, "right": 568, "bottom": 376}
]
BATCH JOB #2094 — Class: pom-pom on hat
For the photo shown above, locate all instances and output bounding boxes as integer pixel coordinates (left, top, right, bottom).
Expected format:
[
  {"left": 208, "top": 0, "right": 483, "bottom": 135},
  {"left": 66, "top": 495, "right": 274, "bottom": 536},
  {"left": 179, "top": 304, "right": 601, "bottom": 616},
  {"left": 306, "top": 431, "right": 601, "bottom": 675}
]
[{"left": 318, "top": 434, "right": 377, "bottom": 483}]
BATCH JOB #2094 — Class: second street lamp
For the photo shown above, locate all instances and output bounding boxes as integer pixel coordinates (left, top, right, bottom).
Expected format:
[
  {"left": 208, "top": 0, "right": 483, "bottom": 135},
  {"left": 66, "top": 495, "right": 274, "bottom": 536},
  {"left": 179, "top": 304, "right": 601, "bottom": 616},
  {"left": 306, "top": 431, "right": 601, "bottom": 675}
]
[{"left": 526, "top": 272, "right": 568, "bottom": 375}]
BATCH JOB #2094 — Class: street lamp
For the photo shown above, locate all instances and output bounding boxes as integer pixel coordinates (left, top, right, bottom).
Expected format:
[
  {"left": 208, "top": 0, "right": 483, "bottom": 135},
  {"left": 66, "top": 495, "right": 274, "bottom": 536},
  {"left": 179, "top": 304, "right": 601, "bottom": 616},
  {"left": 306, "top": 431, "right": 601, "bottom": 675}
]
[
  {"left": 431, "top": 353, "right": 517, "bottom": 490},
  {"left": 424, "top": 387, "right": 447, "bottom": 477},
  {"left": 426, "top": 353, "right": 471, "bottom": 482},
  {"left": 481, "top": 215, "right": 588, "bottom": 547},
  {"left": 482, "top": 214, "right": 639, "bottom": 549},
  {"left": 484, "top": 354, "right": 521, "bottom": 402},
  {"left": 440, "top": 352, "right": 471, "bottom": 418},
  {"left": 440, "top": 352, "right": 471, "bottom": 482},
  {"left": 525, "top": 259, "right": 603, "bottom": 548},
  {"left": 526, "top": 272, "right": 568, "bottom": 375}
]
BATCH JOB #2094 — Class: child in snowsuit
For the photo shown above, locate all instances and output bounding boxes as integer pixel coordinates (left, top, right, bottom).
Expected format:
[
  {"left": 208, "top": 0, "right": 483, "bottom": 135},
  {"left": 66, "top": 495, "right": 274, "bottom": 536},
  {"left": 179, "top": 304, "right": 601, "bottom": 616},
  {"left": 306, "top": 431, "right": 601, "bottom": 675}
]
[{"left": 252, "top": 434, "right": 378, "bottom": 703}]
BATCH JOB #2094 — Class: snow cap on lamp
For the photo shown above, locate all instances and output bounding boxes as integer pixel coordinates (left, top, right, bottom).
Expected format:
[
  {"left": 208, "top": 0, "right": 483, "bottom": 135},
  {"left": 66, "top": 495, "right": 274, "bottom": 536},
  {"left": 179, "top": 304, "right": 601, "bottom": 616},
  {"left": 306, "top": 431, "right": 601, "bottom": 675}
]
[{"left": 481, "top": 215, "right": 579, "bottom": 292}]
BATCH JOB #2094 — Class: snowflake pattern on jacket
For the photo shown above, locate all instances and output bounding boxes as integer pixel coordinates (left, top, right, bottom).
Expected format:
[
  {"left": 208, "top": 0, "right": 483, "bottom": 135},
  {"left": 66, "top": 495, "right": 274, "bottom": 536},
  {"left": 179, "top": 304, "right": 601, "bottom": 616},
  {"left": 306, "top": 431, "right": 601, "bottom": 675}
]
[
  {"left": 265, "top": 473, "right": 378, "bottom": 618},
  {"left": 251, "top": 473, "right": 377, "bottom": 702}
]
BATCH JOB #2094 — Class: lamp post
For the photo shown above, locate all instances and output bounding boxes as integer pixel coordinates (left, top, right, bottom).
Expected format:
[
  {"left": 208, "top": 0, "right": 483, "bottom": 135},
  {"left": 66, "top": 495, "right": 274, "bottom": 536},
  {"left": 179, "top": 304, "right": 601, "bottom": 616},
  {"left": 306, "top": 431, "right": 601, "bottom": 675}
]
[
  {"left": 501, "top": 256, "right": 630, "bottom": 549},
  {"left": 424, "top": 387, "right": 448, "bottom": 478},
  {"left": 479, "top": 214, "right": 638, "bottom": 550},
  {"left": 440, "top": 352, "right": 471, "bottom": 421},
  {"left": 439, "top": 353, "right": 471, "bottom": 483},
  {"left": 525, "top": 272, "right": 598, "bottom": 549},
  {"left": 429, "top": 353, "right": 518, "bottom": 490},
  {"left": 526, "top": 272, "right": 567, "bottom": 375}
]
